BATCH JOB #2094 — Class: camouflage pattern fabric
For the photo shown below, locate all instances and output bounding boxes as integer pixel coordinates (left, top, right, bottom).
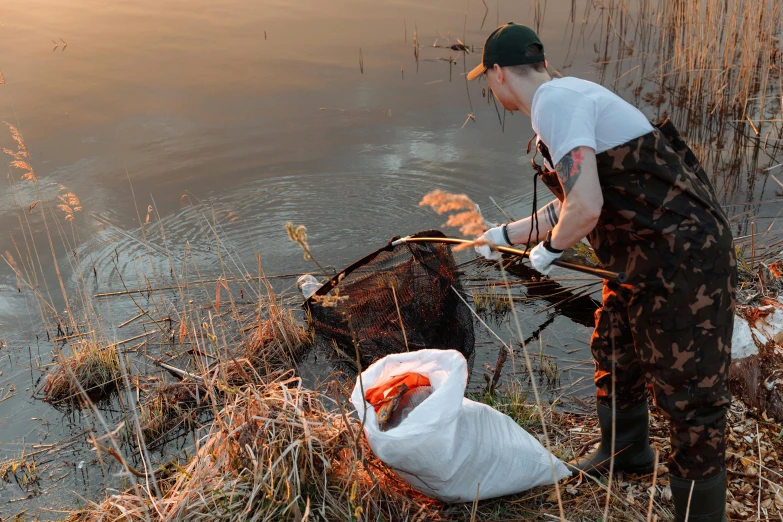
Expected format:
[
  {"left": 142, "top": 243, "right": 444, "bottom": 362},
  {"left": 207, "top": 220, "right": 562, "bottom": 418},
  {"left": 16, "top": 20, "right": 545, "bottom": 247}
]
[{"left": 537, "top": 120, "right": 737, "bottom": 481}]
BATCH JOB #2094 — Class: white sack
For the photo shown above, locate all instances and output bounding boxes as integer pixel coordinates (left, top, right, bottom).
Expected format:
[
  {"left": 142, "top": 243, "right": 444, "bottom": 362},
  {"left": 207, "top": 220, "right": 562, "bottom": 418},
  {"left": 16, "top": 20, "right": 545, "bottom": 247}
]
[{"left": 350, "top": 349, "right": 571, "bottom": 503}]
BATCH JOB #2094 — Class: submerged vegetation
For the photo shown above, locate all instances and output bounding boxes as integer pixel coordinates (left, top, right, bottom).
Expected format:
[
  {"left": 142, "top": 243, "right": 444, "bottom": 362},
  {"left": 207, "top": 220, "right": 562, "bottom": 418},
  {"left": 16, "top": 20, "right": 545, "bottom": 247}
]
[
  {"left": 472, "top": 284, "right": 512, "bottom": 315},
  {"left": 1, "top": 451, "right": 41, "bottom": 496}
]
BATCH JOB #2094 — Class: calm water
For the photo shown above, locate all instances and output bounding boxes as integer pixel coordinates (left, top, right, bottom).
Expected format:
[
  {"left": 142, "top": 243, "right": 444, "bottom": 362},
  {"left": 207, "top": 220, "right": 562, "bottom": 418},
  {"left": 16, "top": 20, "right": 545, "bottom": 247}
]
[{"left": 0, "top": 0, "right": 767, "bottom": 516}]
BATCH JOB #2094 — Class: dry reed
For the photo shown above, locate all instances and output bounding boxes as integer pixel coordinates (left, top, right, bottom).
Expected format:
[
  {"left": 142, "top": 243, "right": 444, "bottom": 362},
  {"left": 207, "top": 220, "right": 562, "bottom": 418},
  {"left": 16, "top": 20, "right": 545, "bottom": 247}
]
[
  {"left": 585, "top": 0, "right": 783, "bottom": 204},
  {"left": 419, "top": 189, "right": 487, "bottom": 237},
  {"left": 43, "top": 341, "right": 121, "bottom": 403},
  {"left": 66, "top": 373, "right": 440, "bottom": 522},
  {"left": 243, "top": 300, "right": 312, "bottom": 371},
  {"left": 3, "top": 122, "right": 35, "bottom": 182}
]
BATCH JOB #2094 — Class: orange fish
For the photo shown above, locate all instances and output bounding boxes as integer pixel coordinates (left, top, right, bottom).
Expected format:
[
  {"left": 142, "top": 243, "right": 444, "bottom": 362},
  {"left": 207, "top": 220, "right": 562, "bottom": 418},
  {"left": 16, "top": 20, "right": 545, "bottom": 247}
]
[
  {"left": 376, "top": 383, "right": 409, "bottom": 425},
  {"left": 365, "top": 372, "right": 431, "bottom": 428}
]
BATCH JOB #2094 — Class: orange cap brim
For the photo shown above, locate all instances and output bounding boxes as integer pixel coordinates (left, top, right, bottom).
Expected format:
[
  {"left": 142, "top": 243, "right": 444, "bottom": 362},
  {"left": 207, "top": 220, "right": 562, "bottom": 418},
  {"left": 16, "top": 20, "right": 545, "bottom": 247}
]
[{"left": 467, "top": 63, "right": 486, "bottom": 81}]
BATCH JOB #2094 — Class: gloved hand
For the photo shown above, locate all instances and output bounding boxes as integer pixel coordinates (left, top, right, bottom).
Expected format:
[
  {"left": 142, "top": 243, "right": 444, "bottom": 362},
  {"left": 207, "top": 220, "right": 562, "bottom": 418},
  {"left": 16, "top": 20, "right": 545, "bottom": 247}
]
[
  {"left": 474, "top": 224, "right": 511, "bottom": 261},
  {"left": 529, "top": 237, "right": 563, "bottom": 275}
]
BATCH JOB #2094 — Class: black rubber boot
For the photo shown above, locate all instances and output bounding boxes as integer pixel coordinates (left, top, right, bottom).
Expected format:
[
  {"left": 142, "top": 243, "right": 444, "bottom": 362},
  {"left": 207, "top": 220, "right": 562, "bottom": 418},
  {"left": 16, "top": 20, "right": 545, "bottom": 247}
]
[
  {"left": 670, "top": 470, "right": 727, "bottom": 522},
  {"left": 568, "top": 402, "right": 656, "bottom": 476}
]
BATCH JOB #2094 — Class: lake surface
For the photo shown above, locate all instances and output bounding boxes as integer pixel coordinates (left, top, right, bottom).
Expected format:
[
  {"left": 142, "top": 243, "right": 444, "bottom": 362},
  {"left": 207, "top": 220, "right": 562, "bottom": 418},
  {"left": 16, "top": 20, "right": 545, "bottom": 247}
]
[{"left": 0, "top": 0, "right": 778, "bottom": 516}]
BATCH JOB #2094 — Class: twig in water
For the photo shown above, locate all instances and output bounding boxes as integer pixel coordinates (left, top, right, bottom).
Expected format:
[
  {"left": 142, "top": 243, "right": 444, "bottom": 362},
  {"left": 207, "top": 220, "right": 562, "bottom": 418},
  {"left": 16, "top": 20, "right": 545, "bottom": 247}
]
[
  {"left": 746, "top": 115, "right": 760, "bottom": 136},
  {"left": 119, "top": 311, "right": 148, "bottom": 329},
  {"left": 54, "top": 330, "right": 94, "bottom": 342},
  {"left": 484, "top": 343, "right": 508, "bottom": 395},
  {"left": 145, "top": 355, "right": 203, "bottom": 382},
  {"left": 94, "top": 272, "right": 304, "bottom": 298},
  {"left": 489, "top": 196, "right": 516, "bottom": 222},
  {"left": 93, "top": 441, "right": 148, "bottom": 479},
  {"left": 117, "top": 331, "right": 157, "bottom": 345},
  {"left": 413, "top": 22, "right": 419, "bottom": 72}
]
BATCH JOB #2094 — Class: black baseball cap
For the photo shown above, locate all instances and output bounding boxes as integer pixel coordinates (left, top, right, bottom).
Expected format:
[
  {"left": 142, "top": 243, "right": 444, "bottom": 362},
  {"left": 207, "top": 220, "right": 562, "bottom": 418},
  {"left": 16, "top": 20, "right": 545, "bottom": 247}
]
[{"left": 467, "top": 22, "right": 545, "bottom": 80}]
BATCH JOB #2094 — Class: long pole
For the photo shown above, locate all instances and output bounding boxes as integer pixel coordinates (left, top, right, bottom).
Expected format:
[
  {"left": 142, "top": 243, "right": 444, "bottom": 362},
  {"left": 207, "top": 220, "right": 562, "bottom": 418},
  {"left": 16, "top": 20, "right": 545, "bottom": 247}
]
[{"left": 392, "top": 236, "right": 627, "bottom": 283}]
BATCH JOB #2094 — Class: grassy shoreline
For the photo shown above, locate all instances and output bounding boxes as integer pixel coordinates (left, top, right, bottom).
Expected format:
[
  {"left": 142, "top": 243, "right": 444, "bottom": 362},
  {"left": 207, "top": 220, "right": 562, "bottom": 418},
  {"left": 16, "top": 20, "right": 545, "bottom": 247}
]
[{"left": 59, "top": 368, "right": 783, "bottom": 522}]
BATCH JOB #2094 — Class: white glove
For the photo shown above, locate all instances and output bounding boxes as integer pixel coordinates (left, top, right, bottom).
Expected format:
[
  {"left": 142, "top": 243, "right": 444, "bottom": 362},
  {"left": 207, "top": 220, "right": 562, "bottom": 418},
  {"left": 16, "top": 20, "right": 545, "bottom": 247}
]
[
  {"left": 474, "top": 224, "right": 511, "bottom": 261},
  {"left": 529, "top": 240, "right": 563, "bottom": 275}
]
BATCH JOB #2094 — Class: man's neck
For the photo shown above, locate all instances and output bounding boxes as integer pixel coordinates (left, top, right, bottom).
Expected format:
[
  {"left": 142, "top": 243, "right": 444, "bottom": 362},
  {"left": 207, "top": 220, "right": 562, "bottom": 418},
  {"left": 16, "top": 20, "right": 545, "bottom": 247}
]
[{"left": 510, "top": 74, "right": 552, "bottom": 117}]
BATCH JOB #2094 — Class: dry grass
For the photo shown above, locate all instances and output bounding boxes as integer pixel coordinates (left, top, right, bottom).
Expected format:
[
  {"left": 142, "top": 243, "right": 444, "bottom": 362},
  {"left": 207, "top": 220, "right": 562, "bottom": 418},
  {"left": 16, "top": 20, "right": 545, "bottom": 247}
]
[
  {"left": 64, "top": 367, "right": 783, "bottom": 522},
  {"left": 243, "top": 297, "right": 313, "bottom": 372},
  {"left": 210, "top": 287, "right": 314, "bottom": 386},
  {"left": 42, "top": 341, "right": 121, "bottom": 403},
  {"left": 137, "top": 382, "right": 201, "bottom": 446},
  {"left": 66, "top": 373, "right": 440, "bottom": 522}
]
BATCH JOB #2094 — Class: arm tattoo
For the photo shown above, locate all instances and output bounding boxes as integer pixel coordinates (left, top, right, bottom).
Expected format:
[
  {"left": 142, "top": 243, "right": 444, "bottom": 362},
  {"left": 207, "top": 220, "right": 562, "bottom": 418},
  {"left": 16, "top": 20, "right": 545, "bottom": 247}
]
[
  {"left": 555, "top": 148, "right": 585, "bottom": 195},
  {"left": 542, "top": 201, "right": 559, "bottom": 227}
]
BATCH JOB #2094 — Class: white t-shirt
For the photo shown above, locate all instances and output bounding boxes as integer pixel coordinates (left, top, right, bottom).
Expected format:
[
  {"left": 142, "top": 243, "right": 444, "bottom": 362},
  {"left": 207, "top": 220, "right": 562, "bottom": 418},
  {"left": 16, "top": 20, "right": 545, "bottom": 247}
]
[{"left": 531, "top": 77, "right": 653, "bottom": 167}]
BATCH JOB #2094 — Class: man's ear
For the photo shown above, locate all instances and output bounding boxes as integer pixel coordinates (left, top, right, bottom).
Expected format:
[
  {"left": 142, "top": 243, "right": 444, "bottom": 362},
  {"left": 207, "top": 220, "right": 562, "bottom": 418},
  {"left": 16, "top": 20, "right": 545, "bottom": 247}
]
[
  {"left": 544, "top": 59, "right": 549, "bottom": 70},
  {"left": 493, "top": 64, "right": 504, "bottom": 84}
]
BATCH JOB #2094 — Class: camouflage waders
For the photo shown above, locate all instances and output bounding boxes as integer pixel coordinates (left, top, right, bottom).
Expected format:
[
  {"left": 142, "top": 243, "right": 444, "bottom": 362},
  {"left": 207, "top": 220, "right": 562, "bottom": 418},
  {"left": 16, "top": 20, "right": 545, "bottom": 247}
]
[{"left": 537, "top": 120, "right": 737, "bottom": 481}]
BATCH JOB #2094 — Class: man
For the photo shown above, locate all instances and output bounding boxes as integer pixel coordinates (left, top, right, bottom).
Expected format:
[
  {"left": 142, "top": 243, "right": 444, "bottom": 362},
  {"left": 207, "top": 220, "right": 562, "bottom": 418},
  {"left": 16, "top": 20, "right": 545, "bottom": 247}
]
[{"left": 469, "top": 23, "right": 736, "bottom": 522}]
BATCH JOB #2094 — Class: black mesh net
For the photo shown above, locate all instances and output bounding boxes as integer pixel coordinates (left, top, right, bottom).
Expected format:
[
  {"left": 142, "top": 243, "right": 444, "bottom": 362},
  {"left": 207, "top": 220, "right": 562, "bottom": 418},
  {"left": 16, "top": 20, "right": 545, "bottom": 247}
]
[{"left": 305, "top": 230, "right": 475, "bottom": 372}]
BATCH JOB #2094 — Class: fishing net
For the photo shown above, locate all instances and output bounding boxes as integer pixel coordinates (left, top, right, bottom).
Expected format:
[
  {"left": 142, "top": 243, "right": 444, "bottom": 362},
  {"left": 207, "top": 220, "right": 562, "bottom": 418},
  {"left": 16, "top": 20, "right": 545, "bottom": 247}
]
[{"left": 305, "top": 230, "right": 475, "bottom": 373}]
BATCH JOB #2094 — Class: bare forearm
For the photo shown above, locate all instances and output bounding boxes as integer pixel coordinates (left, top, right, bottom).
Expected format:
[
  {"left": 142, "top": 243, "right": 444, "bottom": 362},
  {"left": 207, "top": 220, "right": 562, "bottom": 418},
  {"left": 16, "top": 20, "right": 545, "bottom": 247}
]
[
  {"left": 505, "top": 199, "right": 561, "bottom": 245},
  {"left": 550, "top": 199, "right": 599, "bottom": 250}
]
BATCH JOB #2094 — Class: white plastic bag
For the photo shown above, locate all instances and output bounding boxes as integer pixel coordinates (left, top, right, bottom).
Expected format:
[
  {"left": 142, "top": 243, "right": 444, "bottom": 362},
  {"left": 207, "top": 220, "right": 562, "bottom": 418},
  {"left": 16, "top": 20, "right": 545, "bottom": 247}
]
[{"left": 350, "top": 349, "right": 571, "bottom": 503}]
